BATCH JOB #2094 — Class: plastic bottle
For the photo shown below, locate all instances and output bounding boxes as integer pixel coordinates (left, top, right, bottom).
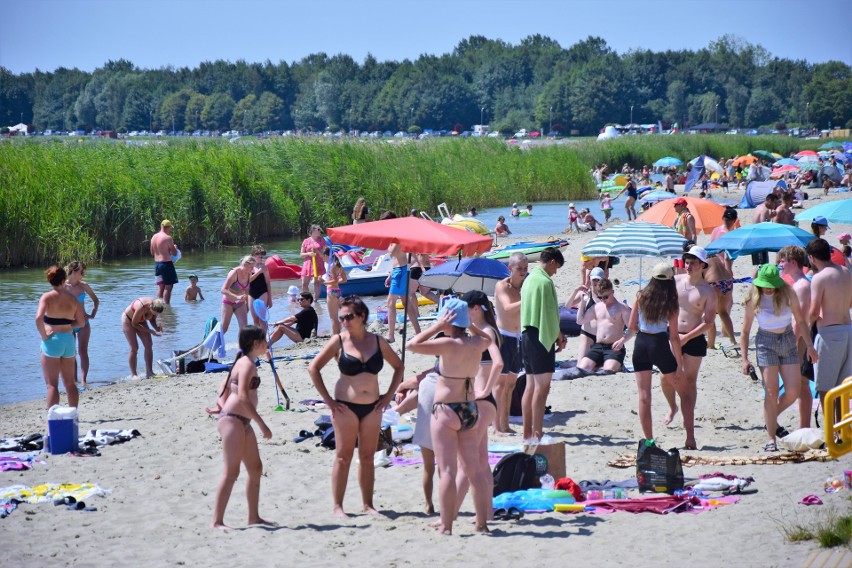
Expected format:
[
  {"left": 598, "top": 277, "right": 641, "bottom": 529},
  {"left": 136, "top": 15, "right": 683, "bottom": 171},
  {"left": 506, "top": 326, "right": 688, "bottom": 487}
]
[
  {"left": 748, "top": 364, "right": 759, "bottom": 382},
  {"left": 540, "top": 474, "right": 555, "bottom": 490}
]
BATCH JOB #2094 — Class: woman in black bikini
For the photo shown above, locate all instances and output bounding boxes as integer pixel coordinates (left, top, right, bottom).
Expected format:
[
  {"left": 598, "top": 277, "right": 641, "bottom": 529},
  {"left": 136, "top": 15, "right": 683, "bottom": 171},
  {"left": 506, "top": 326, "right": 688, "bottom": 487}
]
[
  {"left": 248, "top": 246, "right": 272, "bottom": 328},
  {"left": 211, "top": 326, "right": 274, "bottom": 531},
  {"left": 308, "top": 296, "right": 403, "bottom": 518},
  {"left": 407, "top": 298, "right": 492, "bottom": 535}
]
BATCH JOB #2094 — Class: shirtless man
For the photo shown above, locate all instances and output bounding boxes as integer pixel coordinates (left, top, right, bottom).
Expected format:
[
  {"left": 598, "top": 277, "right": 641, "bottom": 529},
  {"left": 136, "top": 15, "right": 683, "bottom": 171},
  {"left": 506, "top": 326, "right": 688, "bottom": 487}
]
[
  {"left": 668, "top": 246, "right": 717, "bottom": 450},
  {"left": 493, "top": 252, "right": 527, "bottom": 434},
  {"left": 576, "top": 278, "right": 632, "bottom": 373},
  {"left": 773, "top": 193, "right": 796, "bottom": 226},
  {"left": 384, "top": 242, "right": 421, "bottom": 343},
  {"left": 150, "top": 219, "right": 178, "bottom": 304},
  {"left": 752, "top": 193, "right": 778, "bottom": 224},
  {"left": 778, "top": 246, "right": 814, "bottom": 428},
  {"left": 806, "top": 238, "right": 852, "bottom": 426}
]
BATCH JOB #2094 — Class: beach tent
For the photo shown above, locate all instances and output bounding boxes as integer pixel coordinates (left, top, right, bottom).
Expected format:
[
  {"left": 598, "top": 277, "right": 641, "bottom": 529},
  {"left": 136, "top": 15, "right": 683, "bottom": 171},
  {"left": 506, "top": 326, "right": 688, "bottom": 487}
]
[
  {"left": 747, "top": 164, "right": 771, "bottom": 181},
  {"left": 596, "top": 125, "right": 620, "bottom": 141},
  {"left": 684, "top": 156, "right": 705, "bottom": 193},
  {"left": 738, "top": 180, "right": 787, "bottom": 208},
  {"left": 8, "top": 123, "right": 28, "bottom": 134},
  {"left": 821, "top": 165, "right": 842, "bottom": 184}
]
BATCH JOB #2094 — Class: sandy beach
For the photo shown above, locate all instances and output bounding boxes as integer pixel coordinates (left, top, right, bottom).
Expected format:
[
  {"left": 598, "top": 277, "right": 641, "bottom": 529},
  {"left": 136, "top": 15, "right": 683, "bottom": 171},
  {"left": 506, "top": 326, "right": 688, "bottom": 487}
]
[{"left": 2, "top": 188, "right": 850, "bottom": 567}]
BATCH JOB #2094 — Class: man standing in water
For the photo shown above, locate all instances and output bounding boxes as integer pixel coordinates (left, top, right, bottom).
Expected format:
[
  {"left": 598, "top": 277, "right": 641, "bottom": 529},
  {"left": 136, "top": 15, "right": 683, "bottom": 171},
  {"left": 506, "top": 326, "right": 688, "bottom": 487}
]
[
  {"left": 494, "top": 252, "right": 527, "bottom": 434},
  {"left": 520, "top": 247, "right": 566, "bottom": 443},
  {"left": 669, "top": 246, "right": 716, "bottom": 450},
  {"left": 150, "top": 220, "right": 178, "bottom": 304}
]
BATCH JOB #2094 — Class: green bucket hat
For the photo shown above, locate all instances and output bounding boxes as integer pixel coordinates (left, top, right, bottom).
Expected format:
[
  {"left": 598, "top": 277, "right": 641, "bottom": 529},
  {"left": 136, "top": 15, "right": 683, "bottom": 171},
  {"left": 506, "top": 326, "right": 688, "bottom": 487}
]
[{"left": 753, "top": 264, "right": 784, "bottom": 289}]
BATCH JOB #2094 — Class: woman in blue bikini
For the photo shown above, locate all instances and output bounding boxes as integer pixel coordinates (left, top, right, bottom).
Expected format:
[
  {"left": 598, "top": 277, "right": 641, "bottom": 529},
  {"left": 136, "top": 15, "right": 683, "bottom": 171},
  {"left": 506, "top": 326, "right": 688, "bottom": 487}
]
[
  {"left": 36, "top": 266, "right": 85, "bottom": 409},
  {"left": 65, "top": 261, "right": 99, "bottom": 388},
  {"left": 407, "top": 298, "right": 493, "bottom": 535},
  {"left": 308, "top": 296, "right": 403, "bottom": 518}
]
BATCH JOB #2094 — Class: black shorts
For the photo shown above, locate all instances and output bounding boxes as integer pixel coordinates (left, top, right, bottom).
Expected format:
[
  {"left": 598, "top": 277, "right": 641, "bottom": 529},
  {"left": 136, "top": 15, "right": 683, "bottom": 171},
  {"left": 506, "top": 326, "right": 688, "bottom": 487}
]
[
  {"left": 155, "top": 261, "right": 178, "bottom": 285},
  {"left": 521, "top": 326, "right": 556, "bottom": 375},
  {"left": 632, "top": 331, "right": 678, "bottom": 374},
  {"left": 499, "top": 333, "right": 522, "bottom": 375},
  {"left": 584, "top": 342, "right": 626, "bottom": 366},
  {"left": 409, "top": 267, "right": 424, "bottom": 281},
  {"left": 681, "top": 334, "right": 707, "bottom": 358}
]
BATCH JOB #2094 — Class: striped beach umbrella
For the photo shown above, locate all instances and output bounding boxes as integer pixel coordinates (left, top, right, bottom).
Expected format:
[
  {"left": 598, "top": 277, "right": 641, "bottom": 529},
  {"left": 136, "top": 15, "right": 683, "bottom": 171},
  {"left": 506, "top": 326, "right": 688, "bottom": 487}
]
[{"left": 582, "top": 222, "right": 687, "bottom": 258}]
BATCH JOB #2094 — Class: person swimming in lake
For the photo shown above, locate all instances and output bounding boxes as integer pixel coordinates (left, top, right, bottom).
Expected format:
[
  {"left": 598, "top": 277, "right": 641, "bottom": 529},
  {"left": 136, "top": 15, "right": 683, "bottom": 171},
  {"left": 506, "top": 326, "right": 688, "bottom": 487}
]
[
  {"left": 494, "top": 216, "right": 511, "bottom": 236},
  {"left": 184, "top": 274, "right": 205, "bottom": 302},
  {"left": 510, "top": 203, "right": 520, "bottom": 217}
]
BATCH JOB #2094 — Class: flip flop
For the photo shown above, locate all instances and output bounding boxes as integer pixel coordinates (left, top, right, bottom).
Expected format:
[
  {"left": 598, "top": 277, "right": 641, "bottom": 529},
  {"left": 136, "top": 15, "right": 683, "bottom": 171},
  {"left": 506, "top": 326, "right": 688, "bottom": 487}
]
[
  {"left": 67, "top": 501, "right": 97, "bottom": 511},
  {"left": 799, "top": 494, "right": 823, "bottom": 506},
  {"left": 292, "top": 430, "right": 315, "bottom": 443},
  {"left": 506, "top": 507, "right": 524, "bottom": 521},
  {"left": 492, "top": 508, "right": 508, "bottom": 520},
  {"left": 54, "top": 496, "right": 76, "bottom": 507}
]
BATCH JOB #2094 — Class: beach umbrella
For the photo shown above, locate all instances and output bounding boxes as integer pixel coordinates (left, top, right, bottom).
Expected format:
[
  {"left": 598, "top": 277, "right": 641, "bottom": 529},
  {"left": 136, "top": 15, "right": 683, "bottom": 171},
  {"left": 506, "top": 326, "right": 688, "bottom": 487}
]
[
  {"left": 704, "top": 223, "right": 815, "bottom": 260},
  {"left": 795, "top": 150, "right": 819, "bottom": 157},
  {"left": 636, "top": 196, "right": 739, "bottom": 235},
  {"left": 770, "top": 165, "right": 800, "bottom": 178},
  {"left": 418, "top": 257, "right": 509, "bottom": 295},
  {"left": 639, "top": 190, "right": 677, "bottom": 203},
  {"left": 774, "top": 158, "right": 799, "bottom": 166},
  {"left": 689, "top": 155, "right": 723, "bottom": 174},
  {"left": 582, "top": 222, "right": 687, "bottom": 258},
  {"left": 327, "top": 217, "right": 493, "bottom": 364},
  {"left": 751, "top": 150, "right": 777, "bottom": 162},
  {"left": 819, "top": 141, "right": 844, "bottom": 151},
  {"left": 797, "top": 160, "right": 822, "bottom": 171},
  {"left": 653, "top": 156, "right": 682, "bottom": 167},
  {"left": 795, "top": 200, "right": 852, "bottom": 225},
  {"left": 733, "top": 155, "right": 757, "bottom": 167}
]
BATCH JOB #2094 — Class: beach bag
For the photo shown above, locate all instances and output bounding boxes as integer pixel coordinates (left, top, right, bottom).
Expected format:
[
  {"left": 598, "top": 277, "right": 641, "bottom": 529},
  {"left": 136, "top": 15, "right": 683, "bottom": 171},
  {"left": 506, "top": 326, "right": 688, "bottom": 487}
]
[
  {"left": 493, "top": 452, "right": 539, "bottom": 496},
  {"left": 510, "top": 375, "right": 526, "bottom": 417},
  {"left": 636, "top": 439, "right": 684, "bottom": 494},
  {"left": 318, "top": 426, "right": 336, "bottom": 450}
]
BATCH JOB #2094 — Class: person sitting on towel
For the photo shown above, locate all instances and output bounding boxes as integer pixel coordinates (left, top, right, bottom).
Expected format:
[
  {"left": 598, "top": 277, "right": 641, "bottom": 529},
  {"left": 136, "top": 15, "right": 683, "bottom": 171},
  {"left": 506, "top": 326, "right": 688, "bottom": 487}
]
[
  {"left": 269, "top": 292, "right": 318, "bottom": 345},
  {"left": 575, "top": 278, "right": 633, "bottom": 373}
]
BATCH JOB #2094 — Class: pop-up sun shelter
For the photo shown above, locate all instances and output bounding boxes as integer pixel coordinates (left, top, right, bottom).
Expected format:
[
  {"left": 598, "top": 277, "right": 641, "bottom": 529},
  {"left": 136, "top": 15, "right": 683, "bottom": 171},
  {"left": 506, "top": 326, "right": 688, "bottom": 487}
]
[{"left": 739, "top": 180, "right": 787, "bottom": 208}]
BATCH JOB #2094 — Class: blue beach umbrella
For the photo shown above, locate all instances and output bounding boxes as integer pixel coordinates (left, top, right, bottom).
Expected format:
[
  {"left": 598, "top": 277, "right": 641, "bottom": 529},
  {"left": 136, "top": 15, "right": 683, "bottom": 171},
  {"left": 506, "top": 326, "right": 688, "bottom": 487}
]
[
  {"left": 795, "top": 200, "right": 852, "bottom": 225},
  {"left": 418, "top": 257, "right": 509, "bottom": 295},
  {"left": 653, "top": 156, "right": 682, "bottom": 167},
  {"left": 774, "top": 158, "right": 799, "bottom": 166},
  {"left": 704, "top": 223, "right": 815, "bottom": 260},
  {"left": 639, "top": 190, "right": 676, "bottom": 203}
]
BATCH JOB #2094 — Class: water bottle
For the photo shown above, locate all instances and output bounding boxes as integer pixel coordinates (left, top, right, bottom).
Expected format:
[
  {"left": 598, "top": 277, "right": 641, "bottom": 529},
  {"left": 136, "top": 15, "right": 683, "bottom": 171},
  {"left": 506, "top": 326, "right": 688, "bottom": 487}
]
[
  {"left": 540, "top": 474, "right": 555, "bottom": 490},
  {"left": 748, "top": 364, "right": 759, "bottom": 382}
]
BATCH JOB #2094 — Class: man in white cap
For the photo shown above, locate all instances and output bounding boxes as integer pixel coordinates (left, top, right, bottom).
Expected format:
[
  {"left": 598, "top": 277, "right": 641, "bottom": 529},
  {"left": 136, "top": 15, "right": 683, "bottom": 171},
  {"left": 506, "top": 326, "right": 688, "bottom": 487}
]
[
  {"left": 510, "top": 203, "right": 520, "bottom": 217},
  {"left": 566, "top": 266, "right": 605, "bottom": 361},
  {"left": 669, "top": 245, "right": 716, "bottom": 450}
]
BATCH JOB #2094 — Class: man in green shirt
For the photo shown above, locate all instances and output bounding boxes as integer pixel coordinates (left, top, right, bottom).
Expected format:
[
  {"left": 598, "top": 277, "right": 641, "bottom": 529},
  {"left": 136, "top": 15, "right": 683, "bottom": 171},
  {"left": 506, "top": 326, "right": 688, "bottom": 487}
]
[{"left": 520, "top": 247, "right": 566, "bottom": 442}]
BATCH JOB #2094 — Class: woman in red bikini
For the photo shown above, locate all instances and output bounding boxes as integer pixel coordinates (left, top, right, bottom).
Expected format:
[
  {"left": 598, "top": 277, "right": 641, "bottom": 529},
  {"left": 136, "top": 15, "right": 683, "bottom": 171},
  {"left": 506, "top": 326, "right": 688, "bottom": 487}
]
[
  {"left": 211, "top": 325, "right": 274, "bottom": 530},
  {"left": 220, "top": 255, "right": 256, "bottom": 337}
]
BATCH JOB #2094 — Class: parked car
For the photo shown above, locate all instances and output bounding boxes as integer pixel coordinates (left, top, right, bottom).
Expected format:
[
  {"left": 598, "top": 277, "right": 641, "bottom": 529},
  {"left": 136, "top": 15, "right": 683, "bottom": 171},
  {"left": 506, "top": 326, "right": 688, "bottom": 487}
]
[{"left": 513, "top": 129, "right": 528, "bottom": 138}]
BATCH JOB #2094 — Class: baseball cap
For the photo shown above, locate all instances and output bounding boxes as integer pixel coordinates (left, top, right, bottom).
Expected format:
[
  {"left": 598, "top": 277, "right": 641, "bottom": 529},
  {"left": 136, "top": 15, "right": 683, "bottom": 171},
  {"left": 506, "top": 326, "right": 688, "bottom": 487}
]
[
  {"left": 673, "top": 198, "right": 688, "bottom": 207},
  {"left": 683, "top": 246, "right": 708, "bottom": 265},
  {"left": 439, "top": 297, "right": 470, "bottom": 328},
  {"left": 812, "top": 216, "right": 829, "bottom": 228},
  {"left": 512, "top": 203, "right": 518, "bottom": 207},
  {"left": 589, "top": 267, "right": 605, "bottom": 280},
  {"left": 461, "top": 290, "right": 490, "bottom": 311},
  {"left": 839, "top": 232, "right": 851, "bottom": 243},
  {"left": 161, "top": 219, "right": 173, "bottom": 227},
  {"left": 569, "top": 203, "right": 575, "bottom": 208},
  {"left": 652, "top": 262, "right": 674, "bottom": 280},
  {"left": 188, "top": 274, "right": 198, "bottom": 280}
]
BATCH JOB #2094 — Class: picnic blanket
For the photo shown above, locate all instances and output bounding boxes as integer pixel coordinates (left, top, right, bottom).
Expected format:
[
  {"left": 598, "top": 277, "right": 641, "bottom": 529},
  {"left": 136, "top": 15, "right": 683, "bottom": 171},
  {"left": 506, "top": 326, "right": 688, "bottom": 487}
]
[{"left": 608, "top": 448, "right": 832, "bottom": 468}]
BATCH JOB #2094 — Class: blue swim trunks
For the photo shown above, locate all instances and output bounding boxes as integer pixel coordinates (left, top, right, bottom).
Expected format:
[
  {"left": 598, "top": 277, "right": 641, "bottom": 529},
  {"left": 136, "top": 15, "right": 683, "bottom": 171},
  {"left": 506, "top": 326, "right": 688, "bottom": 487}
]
[
  {"left": 41, "top": 332, "right": 76, "bottom": 358},
  {"left": 389, "top": 266, "right": 408, "bottom": 296},
  {"left": 155, "top": 261, "right": 179, "bottom": 285}
]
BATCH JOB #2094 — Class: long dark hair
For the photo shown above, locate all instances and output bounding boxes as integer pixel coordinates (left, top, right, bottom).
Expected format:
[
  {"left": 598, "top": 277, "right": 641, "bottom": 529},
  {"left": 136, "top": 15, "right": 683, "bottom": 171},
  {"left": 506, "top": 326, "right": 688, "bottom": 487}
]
[
  {"left": 219, "top": 326, "right": 267, "bottom": 396},
  {"left": 636, "top": 278, "right": 678, "bottom": 324}
]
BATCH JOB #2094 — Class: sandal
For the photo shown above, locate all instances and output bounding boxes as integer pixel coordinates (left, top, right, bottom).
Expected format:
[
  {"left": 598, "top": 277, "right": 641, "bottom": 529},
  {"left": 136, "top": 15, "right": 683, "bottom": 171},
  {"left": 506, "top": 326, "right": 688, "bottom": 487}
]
[
  {"left": 763, "top": 441, "right": 778, "bottom": 452},
  {"left": 775, "top": 426, "right": 790, "bottom": 439}
]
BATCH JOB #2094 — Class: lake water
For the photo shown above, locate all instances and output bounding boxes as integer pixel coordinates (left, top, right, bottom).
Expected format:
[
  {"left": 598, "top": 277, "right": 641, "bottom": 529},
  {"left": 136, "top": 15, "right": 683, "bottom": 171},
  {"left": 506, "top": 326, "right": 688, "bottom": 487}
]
[{"left": 1, "top": 194, "right": 737, "bottom": 406}]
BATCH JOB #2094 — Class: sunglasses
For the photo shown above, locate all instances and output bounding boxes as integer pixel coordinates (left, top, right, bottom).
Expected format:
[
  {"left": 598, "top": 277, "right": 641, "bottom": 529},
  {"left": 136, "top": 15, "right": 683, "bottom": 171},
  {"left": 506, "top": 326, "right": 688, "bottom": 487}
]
[
  {"left": 338, "top": 313, "right": 356, "bottom": 322},
  {"left": 599, "top": 294, "right": 611, "bottom": 301}
]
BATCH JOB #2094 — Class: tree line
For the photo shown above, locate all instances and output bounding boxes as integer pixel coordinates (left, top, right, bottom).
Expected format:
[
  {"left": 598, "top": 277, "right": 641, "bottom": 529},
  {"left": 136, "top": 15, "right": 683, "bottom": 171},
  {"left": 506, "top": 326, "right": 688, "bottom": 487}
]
[{"left": 2, "top": 34, "right": 850, "bottom": 136}]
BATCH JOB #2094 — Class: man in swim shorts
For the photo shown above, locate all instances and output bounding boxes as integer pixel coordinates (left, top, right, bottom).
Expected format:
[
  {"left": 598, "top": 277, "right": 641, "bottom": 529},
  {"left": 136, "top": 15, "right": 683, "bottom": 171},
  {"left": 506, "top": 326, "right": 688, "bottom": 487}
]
[
  {"left": 520, "top": 247, "right": 566, "bottom": 443},
  {"left": 671, "top": 246, "right": 716, "bottom": 450},
  {"left": 494, "top": 252, "right": 528, "bottom": 434},
  {"left": 576, "top": 278, "right": 632, "bottom": 373},
  {"left": 384, "top": 241, "right": 421, "bottom": 343},
  {"left": 807, "top": 238, "right": 852, "bottom": 427},
  {"left": 150, "top": 219, "right": 179, "bottom": 304}
]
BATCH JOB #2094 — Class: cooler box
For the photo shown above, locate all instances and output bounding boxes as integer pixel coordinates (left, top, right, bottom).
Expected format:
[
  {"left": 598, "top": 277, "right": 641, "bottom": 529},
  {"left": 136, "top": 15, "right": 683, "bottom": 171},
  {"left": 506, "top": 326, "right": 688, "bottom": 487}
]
[{"left": 47, "top": 405, "right": 79, "bottom": 455}]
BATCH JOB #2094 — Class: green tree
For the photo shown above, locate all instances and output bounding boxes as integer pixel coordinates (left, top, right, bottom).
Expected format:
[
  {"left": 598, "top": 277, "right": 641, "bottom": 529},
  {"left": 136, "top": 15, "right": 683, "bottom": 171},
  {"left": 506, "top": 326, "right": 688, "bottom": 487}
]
[
  {"left": 202, "top": 92, "right": 235, "bottom": 130},
  {"left": 231, "top": 94, "right": 257, "bottom": 131},
  {"left": 745, "top": 87, "right": 782, "bottom": 127},
  {"left": 253, "top": 91, "right": 285, "bottom": 131},
  {"left": 159, "top": 89, "right": 193, "bottom": 132},
  {"left": 185, "top": 92, "right": 207, "bottom": 131}
]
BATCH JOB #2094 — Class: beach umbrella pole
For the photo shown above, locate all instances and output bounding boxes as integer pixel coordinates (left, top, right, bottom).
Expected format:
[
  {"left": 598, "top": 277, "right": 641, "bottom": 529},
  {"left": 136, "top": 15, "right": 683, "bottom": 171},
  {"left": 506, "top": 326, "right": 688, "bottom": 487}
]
[{"left": 400, "top": 253, "right": 411, "bottom": 367}]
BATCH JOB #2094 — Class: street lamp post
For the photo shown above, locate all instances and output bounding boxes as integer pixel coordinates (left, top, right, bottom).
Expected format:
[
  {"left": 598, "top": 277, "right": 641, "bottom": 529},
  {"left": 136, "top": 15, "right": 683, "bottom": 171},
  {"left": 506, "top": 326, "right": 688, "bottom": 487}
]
[
  {"left": 172, "top": 115, "right": 175, "bottom": 135},
  {"left": 409, "top": 107, "right": 414, "bottom": 129},
  {"left": 348, "top": 109, "right": 352, "bottom": 135},
  {"left": 196, "top": 110, "right": 199, "bottom": 130},
  {"left": 806, "top": 102, "right": 810, "bottom": 130},
  {"left": 549, "top": 106, "right": 553, "bottom": 135},
  {"left": 243, "top": 111, "right": 247, "bottom": 135},
  {"left": 481, "top": 106, "right": 485, "bottom": 128},
  {"left": 630, "top": 105, "right": 634, "bottom": 126},
  {"left": 149, "top": 110, "right": 153, "bottom": 133},
  {"left": 715, "top": 103, "right": 718, "bottom": 125}
]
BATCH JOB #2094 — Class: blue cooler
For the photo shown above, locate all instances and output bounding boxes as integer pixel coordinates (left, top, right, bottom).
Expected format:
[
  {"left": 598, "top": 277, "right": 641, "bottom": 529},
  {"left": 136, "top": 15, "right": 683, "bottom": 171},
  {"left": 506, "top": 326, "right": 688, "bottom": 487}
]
[{"left": 47, "top": 405, "right": 79, "bottom": 455}]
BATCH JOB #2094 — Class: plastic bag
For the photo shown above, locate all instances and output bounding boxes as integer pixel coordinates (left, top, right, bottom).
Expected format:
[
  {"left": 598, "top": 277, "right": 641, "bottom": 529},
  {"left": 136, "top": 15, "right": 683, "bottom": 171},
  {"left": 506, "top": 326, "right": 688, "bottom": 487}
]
[{"left": 636, "top": 439, "right": 683, "bottom": 494}]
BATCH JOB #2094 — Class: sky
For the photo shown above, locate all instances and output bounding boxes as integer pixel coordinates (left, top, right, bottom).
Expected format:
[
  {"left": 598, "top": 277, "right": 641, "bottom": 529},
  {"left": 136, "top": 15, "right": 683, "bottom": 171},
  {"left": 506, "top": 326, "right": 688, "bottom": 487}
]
[{"left": 2, "top": 0, "right": 851, "bottom": 74}]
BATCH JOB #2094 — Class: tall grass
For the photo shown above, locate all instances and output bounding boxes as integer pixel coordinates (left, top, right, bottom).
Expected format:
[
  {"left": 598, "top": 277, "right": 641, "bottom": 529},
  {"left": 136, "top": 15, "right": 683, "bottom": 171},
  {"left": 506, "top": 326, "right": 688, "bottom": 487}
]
[{"left": 0, "top": 137, "right": 593, "bottom": 267}]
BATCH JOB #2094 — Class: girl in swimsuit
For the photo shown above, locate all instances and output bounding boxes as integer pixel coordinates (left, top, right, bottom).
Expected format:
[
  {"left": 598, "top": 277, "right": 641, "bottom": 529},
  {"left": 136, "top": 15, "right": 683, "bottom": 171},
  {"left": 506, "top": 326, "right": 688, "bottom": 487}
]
[
  {"left": 211, "top": 325, "right": 274, "bottom": 531},
  {"left": 121, "top": 297, "right": 165, "bottom": 379},
  {"left": 65, "top": 261, "right": 100, "bottom": 388},
  {"left": 220, "top": 255, "right": 255, "bottom": 336},
  {"left": 300, "top": 225, "right": 327, "bottom": 301},
  {"left": 248, "top": 246, "right": 272, "bottom": 327},
  {"left": 407, "top": 298, "right": 492, "bottom": 535},
  {"left": 308, "top": 296, "right": 403, "bottom": 519},
  {"left": 323, "top": 249, "right": 347, "bottom": 335},
  {"left": 36, "top": 266, "right": 86, "bottom": 409},
  {"left": 453, "top": 290, "right": 504, "bottom": 519}
]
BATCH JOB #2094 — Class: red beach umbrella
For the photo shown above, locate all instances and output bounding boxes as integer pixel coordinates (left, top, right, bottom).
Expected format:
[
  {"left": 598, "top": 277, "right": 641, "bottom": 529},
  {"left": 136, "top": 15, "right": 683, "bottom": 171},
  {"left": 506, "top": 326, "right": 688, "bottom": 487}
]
[{"left": 327, "top": 217, "right": 493, "bottom": 257}]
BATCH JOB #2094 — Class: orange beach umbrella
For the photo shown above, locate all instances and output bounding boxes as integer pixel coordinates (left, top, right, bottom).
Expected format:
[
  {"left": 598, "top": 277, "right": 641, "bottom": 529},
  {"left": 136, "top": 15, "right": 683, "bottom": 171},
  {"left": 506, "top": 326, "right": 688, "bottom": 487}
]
[
  {"left": 636, "top": 197, "right": 740, "bottom": 235},
  {"left": 732, "top": 155, "right": 757, "bottom": 167}
]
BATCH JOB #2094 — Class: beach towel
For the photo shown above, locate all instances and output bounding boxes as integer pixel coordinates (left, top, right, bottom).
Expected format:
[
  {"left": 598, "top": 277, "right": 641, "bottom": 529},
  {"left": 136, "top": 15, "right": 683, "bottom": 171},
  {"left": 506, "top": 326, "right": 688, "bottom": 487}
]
[
  {"left": 608, "top": 448, "right": 832, "bottom": 468},
  {"left": 0, "top": 434, "right": 44, "bottom": 452},
  {"left": 521, "top": 266, "right": 560, "bottom": 351},
  {"left": 0, "top": 452, "right": 43, "bottom": 472},
  {"left": 579, "top": 494, "right": 740, "bottom": 515},
  {"left": 0, "top": 482, "right": 111, "bottom": 504},
  {"left": 79, "top": 429, "right": 142, "bottom": 448}
]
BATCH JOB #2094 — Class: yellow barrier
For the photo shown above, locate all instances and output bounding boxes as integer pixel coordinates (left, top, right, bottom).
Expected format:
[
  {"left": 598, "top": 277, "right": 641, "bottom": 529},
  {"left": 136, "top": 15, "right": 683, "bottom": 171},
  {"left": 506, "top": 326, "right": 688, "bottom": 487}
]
[{"left": 824, "top": 376, "right": 852, "bottom": 459}]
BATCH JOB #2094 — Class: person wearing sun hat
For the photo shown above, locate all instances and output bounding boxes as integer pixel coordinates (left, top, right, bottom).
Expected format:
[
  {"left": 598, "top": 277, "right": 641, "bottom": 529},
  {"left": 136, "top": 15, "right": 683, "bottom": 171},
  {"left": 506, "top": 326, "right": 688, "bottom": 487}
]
[
  {"left": 670, "top": 246, "right": 716, "bottom": 450},
  {"left": 406, "top": 296, "right": 493, "bottom": 535},
  {"left": 740, "top": 263, "right": 817, "bottom": 452},
  {"left": 627, "top": 262, "right": 683, "bottom": 443}
]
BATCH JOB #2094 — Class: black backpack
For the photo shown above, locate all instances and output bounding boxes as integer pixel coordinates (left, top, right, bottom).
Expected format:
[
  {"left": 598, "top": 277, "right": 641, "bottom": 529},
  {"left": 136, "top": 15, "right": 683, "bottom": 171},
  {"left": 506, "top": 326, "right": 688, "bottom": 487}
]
[{"left": 492, "top": 452, "right": 538, "bottom": 496}]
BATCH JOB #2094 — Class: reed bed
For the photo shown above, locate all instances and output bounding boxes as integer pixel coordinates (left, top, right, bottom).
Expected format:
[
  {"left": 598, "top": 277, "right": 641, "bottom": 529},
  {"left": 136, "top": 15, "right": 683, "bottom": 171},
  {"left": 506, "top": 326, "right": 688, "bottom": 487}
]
[{"left": 0, "top": 138, "right": 593, "bottom": 267}]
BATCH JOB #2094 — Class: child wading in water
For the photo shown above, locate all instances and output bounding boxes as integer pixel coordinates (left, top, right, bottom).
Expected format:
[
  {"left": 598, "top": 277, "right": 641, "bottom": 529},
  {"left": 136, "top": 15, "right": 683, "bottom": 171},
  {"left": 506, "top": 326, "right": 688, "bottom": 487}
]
[{"left": 211, "top": 326, "right": 275, "bottom": 530}]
